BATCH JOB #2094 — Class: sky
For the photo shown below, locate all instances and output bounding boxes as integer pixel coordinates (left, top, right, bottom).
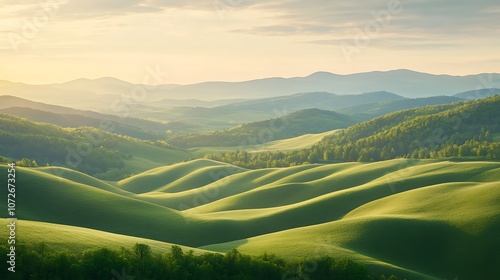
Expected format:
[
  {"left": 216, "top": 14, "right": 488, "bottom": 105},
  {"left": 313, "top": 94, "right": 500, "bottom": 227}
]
[{"left": 0, "top": 0, "right": 499, "bottom": 85}]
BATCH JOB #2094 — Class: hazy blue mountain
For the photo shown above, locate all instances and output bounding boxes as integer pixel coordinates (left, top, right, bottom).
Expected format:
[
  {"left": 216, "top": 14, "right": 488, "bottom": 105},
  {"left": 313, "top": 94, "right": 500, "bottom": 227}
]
[
  {"left": 220, "top": 91, "right": 405, "bottom": 112},
  {"left": 133, "top": 91, "right": 405, "bottom": 124},
  {"left": 153, "top": 98, "right": 249, "bottom": 108},
  {"left": 152, "top": 69, "right": 500, "bottom": 99},
  {"left": 2, "top": 70, "right": 500, "bottom": 112}
]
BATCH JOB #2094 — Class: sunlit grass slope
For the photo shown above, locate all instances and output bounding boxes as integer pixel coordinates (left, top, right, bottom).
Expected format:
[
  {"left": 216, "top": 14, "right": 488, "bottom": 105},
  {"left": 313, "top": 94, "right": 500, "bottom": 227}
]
[
  {"left": 2, "top": 219, "right": 210, "bottom": 255},
  {"left": 117, "top": 159, "right": 246, "bottom": 193},
  {"left": 248, "top": 129, "right": 340, "bottom": 152},
  {"left": 189, "top": 129, "right": 340, "bottom": 155},
  {"left": 35, "top": 166, "right": 133, "bottom": 196}
]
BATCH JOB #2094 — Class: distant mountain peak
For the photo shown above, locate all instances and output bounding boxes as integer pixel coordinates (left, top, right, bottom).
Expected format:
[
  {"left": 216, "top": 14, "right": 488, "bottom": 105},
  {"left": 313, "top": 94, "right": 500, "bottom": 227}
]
[
  {"left": 306, "top": 71, "right": 338, "bottom": 78},
  {"left": 58, "top": 76, "right": 133, "bottom": 87}
]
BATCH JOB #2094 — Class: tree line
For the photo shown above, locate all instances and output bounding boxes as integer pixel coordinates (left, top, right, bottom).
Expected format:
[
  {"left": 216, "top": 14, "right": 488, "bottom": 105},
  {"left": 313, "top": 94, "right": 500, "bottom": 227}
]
[{"left": 0, "top": 240, "right": 403, "bottom": 280}]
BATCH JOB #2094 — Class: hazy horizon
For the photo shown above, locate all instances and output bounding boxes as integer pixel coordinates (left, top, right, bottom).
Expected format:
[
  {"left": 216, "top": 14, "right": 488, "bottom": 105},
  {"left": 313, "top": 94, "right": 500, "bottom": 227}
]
[{"left": 2, "top": 68, "right": 500, "bottom": 86}]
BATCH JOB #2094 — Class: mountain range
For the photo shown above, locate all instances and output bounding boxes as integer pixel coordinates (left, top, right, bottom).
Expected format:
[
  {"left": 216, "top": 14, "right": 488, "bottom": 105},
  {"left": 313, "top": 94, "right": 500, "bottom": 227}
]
[{"left": 2, "top": 70, "right": 499, "bottom": 111}]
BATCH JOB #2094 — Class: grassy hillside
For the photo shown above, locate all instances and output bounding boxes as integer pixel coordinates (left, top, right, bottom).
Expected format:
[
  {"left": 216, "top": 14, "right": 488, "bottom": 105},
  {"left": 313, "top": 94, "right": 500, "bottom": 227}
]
[
  {"left": 168, "top": 109, "right": 354, "bottom": 148},
  {"left": 190, "top": 129, "right": 341, "bottom": 155},
  {"left": 0, "top": 114, "right": 192, "bottom": 179},
  {"left": 2, "top": 218, "right": 208, "bottom": 254},
  {"left": 117, "top": 159, "right": 246, "bottom": 193},
  {"left": 248, "top": 129, "right": 341, "bottom": 152},
  {"left": 1, "top": 159, "right": 499, "bottom": 279}
]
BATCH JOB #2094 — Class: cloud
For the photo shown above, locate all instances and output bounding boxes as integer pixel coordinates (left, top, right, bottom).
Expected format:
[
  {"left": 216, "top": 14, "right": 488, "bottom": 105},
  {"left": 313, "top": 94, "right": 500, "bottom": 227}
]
[
  {"left": 239, "top": 0, "right": 500, "bottom": 39},
  {"left": 1, "top": 0, "right": 498, "bottom": 34}
]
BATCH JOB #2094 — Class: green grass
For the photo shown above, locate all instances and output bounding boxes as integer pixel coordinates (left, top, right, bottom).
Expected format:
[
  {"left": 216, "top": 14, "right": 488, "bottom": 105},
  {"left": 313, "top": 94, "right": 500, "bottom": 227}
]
[
  {"left": 1, "top": 159, "right": 499, "bottom": 279},
  {"left": 189, "top": 129, "right": 340, "bottom": 155},
  {"left": 35, "top": 166, "right": 132, "bottom": 196},
  {"left": 202, "top": 181, "right": 500, "bottom": 279},
  {"left": 117, "top": 159, "right": 245, "bottom": 193},
  {"left": 2, "top": 219, "right": 210, "bottom": 255},
  {"left": 247, "top": 129, "right": 340, "bottom": 152}
]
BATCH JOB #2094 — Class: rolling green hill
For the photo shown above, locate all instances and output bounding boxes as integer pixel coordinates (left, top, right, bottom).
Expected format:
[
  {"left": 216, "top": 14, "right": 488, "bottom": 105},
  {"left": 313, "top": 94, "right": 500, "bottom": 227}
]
[
  {"left": 1, "top": 159, "right": 499, "bottom": 279},
  {"left": 0, "top": 114, "right": 192, "bottom": 179},
  {"left": 117, "top": 159, "right": 247, "bottom": 194},
  {"left": 168, "top": 109, "right": 354, "bottom": 148}
]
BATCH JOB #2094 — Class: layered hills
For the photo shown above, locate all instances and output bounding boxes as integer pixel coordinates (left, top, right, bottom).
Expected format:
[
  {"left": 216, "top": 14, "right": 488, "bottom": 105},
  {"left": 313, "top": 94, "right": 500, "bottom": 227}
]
[{"left": 1, "top": 159, "right": 499, "bottom": 279}]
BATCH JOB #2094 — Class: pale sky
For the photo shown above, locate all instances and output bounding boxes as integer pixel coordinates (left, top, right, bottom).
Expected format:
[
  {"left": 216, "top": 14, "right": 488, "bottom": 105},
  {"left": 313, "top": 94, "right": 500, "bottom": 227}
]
[{"left": 1, "top": 0, "right": 499, "bottom": 84}]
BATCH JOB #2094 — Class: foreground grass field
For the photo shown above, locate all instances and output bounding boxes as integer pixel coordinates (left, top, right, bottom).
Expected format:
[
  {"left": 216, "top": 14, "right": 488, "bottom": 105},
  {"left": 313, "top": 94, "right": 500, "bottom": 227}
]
[{"left": 1, "top": 159, "right": 499, "bottom": 279}]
